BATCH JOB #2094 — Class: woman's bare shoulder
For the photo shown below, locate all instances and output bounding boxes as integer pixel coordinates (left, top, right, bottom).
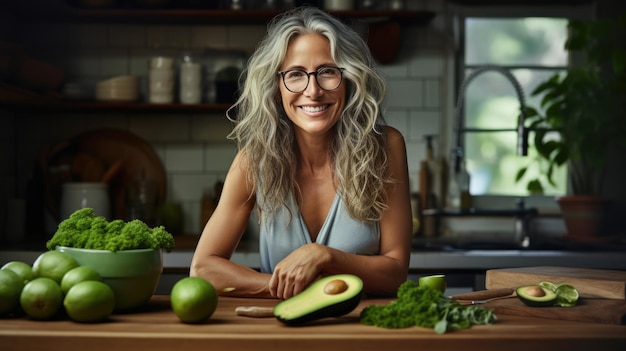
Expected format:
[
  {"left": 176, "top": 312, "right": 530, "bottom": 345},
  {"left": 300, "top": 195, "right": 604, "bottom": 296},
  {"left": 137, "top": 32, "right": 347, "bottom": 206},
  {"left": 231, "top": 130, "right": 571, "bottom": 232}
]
[
  {"left": 226, "top": 149, "right": 256, "bottom": 197},
  {"left": 382, "top": 125, "right": 407, "bottom": 150}
]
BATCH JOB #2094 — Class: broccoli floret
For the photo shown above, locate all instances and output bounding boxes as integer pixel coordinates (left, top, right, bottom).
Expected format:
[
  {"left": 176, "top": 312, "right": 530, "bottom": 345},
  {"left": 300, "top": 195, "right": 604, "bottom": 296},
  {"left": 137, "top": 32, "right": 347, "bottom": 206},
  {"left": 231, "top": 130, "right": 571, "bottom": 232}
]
[
  {"left": 360, "top": 280, "right": 497, "bottom": 334},
  {"left": 83, "top": 216, "right": 109, "bottom": 250},
  {"left": 47, "top": 208, "right": 97, "bottom": 250},
  {"left": 46, "top": 207, "right": 175, "bottom": 252},
  {"left": 149, "top": 226, "right": 175, "bottom": 252},
  {"left": 116, "top": 219, "right": 152, "bottom": 251},
  {"left": 105, "top": 219, "right": 126, "bottom": 234}
]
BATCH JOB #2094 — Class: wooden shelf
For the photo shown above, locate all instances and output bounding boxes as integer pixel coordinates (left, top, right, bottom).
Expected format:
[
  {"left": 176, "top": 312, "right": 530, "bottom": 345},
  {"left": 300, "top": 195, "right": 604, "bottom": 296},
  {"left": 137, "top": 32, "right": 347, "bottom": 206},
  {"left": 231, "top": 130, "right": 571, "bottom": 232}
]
[
  {"left": 41, "top": 101, "right": 233, "bottom": 113},
  {"left": 0, "top": 83, "right": 232, "bottom": 113},
  {"left": 1, "top": 2, "right": 437, "bottom": 110},
  {"left": 57, "top": 9, "right": 436, "bottom": 25},
  {"left": 6, "top": 1, "right": 435, "bottom": 26}
]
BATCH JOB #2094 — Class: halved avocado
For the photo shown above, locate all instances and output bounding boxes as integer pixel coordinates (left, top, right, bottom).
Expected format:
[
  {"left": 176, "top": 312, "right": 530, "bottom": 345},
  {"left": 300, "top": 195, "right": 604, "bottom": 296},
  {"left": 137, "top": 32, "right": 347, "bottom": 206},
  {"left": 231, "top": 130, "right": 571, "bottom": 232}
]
[
  {"left": 516, "top": 285, "right": 557, "bottom": 307},
  {"left": 273, "top": 274, "right": 363, "bottom": 325}
]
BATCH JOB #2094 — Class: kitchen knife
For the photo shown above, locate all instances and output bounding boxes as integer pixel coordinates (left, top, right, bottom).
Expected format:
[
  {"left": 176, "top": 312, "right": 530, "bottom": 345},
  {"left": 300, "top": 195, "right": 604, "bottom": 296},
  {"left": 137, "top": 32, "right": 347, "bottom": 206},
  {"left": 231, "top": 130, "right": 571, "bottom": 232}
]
[{"left": 450, "top": 288, "right": 516, "bottom": 304}]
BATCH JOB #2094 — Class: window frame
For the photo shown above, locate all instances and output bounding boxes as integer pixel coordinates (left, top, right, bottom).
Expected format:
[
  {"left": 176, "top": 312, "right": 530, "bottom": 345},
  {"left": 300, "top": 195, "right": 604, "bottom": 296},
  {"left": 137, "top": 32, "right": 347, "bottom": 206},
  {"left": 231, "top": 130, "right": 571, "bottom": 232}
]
[{"left": 447, "top": 2, "right": 594, "bottom": 209}]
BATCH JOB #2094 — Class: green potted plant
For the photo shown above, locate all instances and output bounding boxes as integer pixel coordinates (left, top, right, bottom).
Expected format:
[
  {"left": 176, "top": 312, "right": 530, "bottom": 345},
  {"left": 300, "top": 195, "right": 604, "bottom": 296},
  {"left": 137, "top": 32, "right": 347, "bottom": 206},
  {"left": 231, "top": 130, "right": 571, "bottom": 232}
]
[{"left": 516, "top": 13, "right": 626, "bottom": 239}]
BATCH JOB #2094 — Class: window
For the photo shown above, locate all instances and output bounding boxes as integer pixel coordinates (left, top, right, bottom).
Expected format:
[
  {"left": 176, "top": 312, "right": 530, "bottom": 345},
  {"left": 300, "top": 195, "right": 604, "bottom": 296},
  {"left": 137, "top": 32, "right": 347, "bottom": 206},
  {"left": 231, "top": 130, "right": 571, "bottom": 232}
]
[{"left": 453, "top": 4, "right": 593, "bottom": 197}]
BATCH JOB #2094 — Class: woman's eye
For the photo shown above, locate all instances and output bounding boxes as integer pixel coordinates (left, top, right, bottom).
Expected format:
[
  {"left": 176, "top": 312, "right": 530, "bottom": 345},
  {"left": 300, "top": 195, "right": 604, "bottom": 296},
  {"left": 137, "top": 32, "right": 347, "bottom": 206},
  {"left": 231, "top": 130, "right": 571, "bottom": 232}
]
[{"left": 286, "top": 71, "right": 306, "bottom": 79}]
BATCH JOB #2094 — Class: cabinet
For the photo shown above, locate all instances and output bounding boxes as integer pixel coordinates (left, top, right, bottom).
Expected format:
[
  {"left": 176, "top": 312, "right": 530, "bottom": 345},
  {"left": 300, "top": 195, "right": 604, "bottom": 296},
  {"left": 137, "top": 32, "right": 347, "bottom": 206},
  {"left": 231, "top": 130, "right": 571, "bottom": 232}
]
[{"left": 1, "top": 2, "right": 435, "bottom": 112}]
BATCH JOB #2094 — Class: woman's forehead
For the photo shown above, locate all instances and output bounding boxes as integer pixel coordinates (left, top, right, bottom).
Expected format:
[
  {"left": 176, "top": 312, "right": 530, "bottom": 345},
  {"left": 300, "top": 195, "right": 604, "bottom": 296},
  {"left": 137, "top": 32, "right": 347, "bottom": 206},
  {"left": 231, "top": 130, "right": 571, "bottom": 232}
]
[{"left": 282, "top": 33, "right": 334, "bottom": 69}]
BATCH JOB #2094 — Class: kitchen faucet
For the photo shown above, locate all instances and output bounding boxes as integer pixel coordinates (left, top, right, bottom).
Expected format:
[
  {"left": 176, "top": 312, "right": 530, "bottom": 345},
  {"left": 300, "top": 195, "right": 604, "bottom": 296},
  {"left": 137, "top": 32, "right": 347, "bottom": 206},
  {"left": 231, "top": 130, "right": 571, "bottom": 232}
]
[
  {"left": 448, "top": 65, "right": 533, "bottom": 248},
  {"left": 452, "top": 65, "right": 529, "bottom": 175}
]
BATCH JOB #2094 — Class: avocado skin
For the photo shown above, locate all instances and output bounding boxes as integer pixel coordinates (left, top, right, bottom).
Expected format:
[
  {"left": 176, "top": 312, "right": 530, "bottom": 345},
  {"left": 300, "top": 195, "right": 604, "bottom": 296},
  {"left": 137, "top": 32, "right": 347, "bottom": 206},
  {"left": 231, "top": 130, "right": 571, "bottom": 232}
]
[
  {"left": 273, "top": 274, "right": 363, "bottom": 326},
  {"left": 516, "top": 285, "right": 557, "bottom": 307},
  {"left": 276, "top": 292, "right": 362, "bottom": 325}
]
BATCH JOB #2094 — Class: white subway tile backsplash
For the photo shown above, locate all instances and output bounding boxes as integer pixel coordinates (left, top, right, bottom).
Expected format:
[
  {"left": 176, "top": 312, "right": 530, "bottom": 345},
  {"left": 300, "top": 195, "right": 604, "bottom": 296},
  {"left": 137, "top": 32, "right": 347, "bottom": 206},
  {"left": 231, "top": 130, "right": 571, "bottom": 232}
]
[
  {"left": 227, "top": 25, "right": 266, "bottom": 52},
  {"left": 384, "top": 109, "right": 409, "bottom": 137},
  {"left": 410, "top": 51, "right": 442, "bottom": 77},
  {"left": 186, "top": 200, "right": 203, "bottom": 235},
  {"left": 170, "top": 173, "right": 223, "bottom": 203},
  {"left": 191, "top": 26, "right": 229, "bottom": 49},
  {"left": 146, "top": 26, "right": 192, "bottom": 49},
  {"left": 164, "top": 145, "right": 204, "bottom": 172},
  {"left": 424, "top": 78, "right": 440, "bottom": 108},
  {"left": 386, "top": 79, "right": 424, "bottom": 108},
  {"left": 63, "top": 49, "right": 101, "bottom": 78},
  {"left": 99, "top": 48, "right": 131, "bottom": 76},
  {"left": 379, "top": 60, "right": 410, "bottom": 79},
  {"left": 190, "top": 114, "right": 234, "bottom": 143},
  {"left": 204, "top": 144, "right": 237, "bottom": 172},
  {"left": 129, "top": 114, "right": 191, "bottom": 142},
  {"left": 109, "top": 25, "right": 146, "bottom": 48},
  {"left": 66, "top": 24, "right": 108, "bottom": 49},
  {"left": 129, "top": 48, "right": 153, "bottom": 70},
  {"left": 409, "top": 110, "right": 441, "bottom": 141}
]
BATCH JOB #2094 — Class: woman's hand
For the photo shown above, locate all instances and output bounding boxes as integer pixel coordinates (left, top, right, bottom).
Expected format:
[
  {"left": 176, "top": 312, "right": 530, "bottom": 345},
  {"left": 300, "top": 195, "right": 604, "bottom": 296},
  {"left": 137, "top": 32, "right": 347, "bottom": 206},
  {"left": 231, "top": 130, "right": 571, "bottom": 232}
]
[{"left": 269, "top": 243, "right": 329, "bottom": 299}]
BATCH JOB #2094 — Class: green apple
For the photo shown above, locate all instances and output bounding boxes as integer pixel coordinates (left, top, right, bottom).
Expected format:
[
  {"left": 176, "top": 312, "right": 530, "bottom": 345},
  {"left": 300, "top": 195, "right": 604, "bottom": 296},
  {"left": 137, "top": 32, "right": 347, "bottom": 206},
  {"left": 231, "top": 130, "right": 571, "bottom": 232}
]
[{"left": 418, "top": 274, "right": 447, "bottom": 293}]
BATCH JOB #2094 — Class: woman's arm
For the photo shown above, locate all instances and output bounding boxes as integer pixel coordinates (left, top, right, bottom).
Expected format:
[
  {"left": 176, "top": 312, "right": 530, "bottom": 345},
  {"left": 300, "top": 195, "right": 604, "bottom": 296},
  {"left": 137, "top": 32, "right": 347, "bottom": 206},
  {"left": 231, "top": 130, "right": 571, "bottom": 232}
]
[
  {"left": 270, "top": 126, "right": 412, "bottom": 298},
  {"left": 190, "top": 151, "right": 274, "bottom": 298}
]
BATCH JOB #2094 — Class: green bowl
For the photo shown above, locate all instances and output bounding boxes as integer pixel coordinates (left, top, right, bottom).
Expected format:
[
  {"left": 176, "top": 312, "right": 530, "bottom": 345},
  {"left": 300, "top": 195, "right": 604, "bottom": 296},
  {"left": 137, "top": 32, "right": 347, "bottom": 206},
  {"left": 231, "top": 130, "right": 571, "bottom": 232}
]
[{"left": 56, "top": 246, "right": 162, "bottom": 311}]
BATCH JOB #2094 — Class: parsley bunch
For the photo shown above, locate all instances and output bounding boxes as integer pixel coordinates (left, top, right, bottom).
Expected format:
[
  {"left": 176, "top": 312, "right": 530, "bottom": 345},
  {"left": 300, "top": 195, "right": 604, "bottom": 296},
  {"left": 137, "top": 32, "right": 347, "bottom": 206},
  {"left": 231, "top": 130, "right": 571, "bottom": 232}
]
[{"left": 360, "top": 280, "right": 497, "bottom": 334}]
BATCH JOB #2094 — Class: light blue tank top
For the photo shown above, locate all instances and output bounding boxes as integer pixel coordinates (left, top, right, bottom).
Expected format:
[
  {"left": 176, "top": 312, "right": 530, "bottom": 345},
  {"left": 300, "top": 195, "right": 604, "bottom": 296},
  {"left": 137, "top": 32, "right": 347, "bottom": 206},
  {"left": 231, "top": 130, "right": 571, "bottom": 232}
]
[{"left": 259, "top": 192, "right": 380, "bottom": 273}]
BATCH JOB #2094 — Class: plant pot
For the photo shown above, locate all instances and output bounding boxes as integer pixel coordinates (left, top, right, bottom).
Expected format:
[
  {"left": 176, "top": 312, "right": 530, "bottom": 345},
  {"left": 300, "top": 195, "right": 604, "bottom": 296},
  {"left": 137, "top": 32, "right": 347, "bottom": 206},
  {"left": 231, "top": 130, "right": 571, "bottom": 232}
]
[
  {"left": 56, "top": 246, "right": 163, "bottom": 311},
  {"left": 556, "top": 195, "right": 606, "bottom": 241}
]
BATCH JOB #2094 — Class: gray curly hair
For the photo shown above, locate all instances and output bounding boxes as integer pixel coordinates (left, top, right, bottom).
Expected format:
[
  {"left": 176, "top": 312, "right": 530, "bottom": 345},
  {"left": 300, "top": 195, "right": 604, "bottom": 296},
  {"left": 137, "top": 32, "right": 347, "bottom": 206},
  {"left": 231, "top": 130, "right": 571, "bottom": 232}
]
[{"left": 227, "top": 6, "right": 391, "bottom": 222}]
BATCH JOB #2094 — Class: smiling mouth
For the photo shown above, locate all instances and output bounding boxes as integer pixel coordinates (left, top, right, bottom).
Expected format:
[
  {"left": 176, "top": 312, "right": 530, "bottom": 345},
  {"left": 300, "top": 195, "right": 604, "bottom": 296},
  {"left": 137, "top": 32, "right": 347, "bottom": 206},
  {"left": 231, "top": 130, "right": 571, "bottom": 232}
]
[{"left": 300, "top": 105, "right": 330, "bottom": 113}]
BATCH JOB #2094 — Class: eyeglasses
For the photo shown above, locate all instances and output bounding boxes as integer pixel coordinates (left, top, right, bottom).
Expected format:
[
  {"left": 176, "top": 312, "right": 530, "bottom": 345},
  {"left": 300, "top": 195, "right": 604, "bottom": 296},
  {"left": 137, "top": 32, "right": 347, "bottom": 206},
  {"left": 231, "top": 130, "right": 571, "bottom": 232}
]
[{"left": 277, "top": 66, "right": 345, "bottom": 93}]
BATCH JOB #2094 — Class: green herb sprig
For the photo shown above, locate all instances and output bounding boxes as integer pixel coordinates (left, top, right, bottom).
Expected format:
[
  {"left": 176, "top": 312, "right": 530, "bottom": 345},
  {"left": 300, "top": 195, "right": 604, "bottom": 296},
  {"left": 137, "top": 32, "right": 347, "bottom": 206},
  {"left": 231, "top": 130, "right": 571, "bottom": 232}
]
[{"left": 360, "top": 280, "right": 497, "bottom": 334}]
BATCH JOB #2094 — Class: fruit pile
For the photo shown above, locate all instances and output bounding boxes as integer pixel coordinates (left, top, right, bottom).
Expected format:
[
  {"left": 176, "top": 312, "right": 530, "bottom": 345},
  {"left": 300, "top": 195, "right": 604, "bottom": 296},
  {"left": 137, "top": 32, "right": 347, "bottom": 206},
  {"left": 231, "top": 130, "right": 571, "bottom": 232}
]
[{"left": 1, "top": 251, "right": 115, "bottom": 323}]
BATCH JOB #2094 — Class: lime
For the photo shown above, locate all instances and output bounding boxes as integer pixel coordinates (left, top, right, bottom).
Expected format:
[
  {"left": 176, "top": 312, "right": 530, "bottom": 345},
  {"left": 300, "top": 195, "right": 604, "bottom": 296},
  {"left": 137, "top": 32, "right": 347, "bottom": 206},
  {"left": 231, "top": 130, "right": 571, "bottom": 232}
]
[
  {"left": 170, "top": 277, "right": 218, "bottom": 323},
  {"left": 538, "top": 281, "right": 558, "bottom": 292},
  {"left": 64, "top": 280, "right": 115, "bottom": 323},
  {"left": 555, "top": 284, "right": 579, "bottom": 307},
  {"left": 418, "top": 274, "right": 447, "bottom": 294},
  {"left": 61, "top": 266, "right": 102, "bottom": 294},
  {"left": 20, "top": 277, "right": 63, "bottom": 320},
  {"left": 2, "top": 261, "right": 35, "bottom": 284},
  {"left": 0, "top": 269, "right": 25, "bottom": 316},
  {"left": 32, "top": 251, "right": 80, "bottom": 284}
]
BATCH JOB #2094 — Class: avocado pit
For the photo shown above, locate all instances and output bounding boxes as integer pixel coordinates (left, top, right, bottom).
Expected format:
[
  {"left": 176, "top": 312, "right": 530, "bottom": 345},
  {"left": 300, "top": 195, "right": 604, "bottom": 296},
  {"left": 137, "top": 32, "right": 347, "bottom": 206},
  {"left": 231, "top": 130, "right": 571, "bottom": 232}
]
[
  {"left": 324, "top": 279, "right": 348, "bottom": 295},
  {"left": 524, "top": 285, "right": 546, "bottom": 297}
]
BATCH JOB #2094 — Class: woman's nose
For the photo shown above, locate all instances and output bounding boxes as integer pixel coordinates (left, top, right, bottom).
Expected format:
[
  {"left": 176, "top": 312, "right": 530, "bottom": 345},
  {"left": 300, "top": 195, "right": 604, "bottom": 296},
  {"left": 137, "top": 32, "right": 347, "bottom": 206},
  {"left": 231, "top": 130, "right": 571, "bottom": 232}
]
[{"left": 303, "top": 75, "right": 322, "bottom": 97}]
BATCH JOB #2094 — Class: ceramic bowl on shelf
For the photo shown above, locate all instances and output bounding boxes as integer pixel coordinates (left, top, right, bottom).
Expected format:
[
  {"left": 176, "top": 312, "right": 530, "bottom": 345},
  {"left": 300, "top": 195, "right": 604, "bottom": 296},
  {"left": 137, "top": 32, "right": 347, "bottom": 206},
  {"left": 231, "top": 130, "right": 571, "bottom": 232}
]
[
  {"left": 96, "top": 75, "right": 140, "bottom": 101},
  {"left": 56, "top": 246, "right": 163, "bottom": 312}
]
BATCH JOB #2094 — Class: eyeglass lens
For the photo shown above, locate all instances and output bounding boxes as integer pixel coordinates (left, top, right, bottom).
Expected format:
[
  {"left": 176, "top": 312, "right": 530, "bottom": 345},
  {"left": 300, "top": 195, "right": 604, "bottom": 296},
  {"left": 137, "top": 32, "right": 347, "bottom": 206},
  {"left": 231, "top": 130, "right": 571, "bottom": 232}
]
[{"left": 281, "top": 67, "right": 342, "bottom": 93}]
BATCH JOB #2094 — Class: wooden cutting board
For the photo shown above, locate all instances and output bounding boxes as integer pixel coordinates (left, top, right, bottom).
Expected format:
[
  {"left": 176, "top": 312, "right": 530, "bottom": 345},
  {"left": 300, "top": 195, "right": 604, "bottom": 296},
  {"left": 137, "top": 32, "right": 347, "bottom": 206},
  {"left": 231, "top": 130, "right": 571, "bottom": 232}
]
[
  {"left": 487, "top": 296, "right": 626, "bottom": 325},
  {"left": 486, "top": 266, "right": 626, "bottom": 299}
]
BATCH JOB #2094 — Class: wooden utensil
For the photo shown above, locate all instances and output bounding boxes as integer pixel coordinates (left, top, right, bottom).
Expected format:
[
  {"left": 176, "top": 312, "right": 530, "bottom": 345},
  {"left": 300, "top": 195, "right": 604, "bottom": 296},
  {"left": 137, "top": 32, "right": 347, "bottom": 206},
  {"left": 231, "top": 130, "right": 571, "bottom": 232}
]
[{"left": 101, "top": 160, "right": 124, "bottom": 184}]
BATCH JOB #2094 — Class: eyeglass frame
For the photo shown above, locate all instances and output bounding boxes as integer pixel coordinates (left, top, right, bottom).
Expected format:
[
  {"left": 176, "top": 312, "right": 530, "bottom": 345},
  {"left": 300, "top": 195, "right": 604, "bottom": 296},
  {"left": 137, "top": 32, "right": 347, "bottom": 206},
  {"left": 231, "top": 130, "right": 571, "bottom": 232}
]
[{"left": 277, "top": 66, "right": 346, "bottom": 93}]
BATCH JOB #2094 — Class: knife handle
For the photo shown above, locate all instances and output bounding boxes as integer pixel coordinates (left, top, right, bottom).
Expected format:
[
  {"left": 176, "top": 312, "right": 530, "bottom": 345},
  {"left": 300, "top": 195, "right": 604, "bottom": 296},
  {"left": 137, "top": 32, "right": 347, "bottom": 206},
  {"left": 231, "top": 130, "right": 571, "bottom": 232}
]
[{"left": 450, "top": 288, "right": 515, "bottom": 301}]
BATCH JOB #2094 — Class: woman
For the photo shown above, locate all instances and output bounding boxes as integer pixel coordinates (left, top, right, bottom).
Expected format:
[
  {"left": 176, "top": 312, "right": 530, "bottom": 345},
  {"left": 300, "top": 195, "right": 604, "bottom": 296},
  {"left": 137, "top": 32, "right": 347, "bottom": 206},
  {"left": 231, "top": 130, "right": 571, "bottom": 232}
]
[{"left": 190, "top": 6, "right": 412, "bottom": 299}]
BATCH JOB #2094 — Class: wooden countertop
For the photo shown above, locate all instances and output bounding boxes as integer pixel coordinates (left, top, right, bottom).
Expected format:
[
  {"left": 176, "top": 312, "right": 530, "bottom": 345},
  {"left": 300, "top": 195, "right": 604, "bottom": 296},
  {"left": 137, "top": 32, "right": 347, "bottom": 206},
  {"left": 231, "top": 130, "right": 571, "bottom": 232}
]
[{"left": 1, "top": 296, "right": 625, "bottom": 351}]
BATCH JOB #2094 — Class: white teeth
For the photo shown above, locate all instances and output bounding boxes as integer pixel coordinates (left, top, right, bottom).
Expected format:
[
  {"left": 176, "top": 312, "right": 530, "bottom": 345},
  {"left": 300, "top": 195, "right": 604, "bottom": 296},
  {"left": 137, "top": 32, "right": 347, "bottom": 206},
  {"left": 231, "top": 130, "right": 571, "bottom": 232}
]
[{"left": 301, "top": 105, "right": 329, "bottom": 113}]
